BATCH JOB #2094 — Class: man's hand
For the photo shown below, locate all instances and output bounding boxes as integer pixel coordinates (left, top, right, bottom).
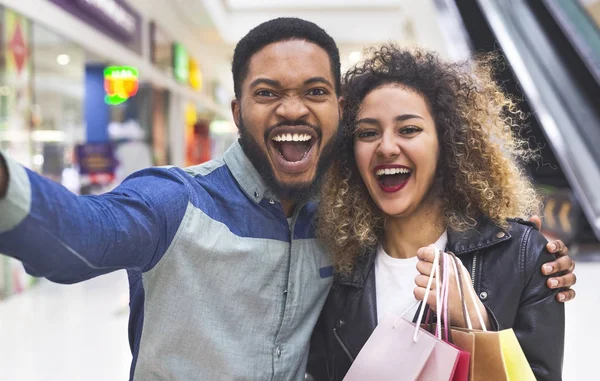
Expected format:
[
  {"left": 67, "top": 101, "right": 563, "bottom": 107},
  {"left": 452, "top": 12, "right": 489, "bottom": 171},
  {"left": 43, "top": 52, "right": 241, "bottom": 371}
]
[
  {"left": 0, "top": 154, "right": 8, "bottom": 199},
  {"left": 529, "top": 215, "right": 577, "bottom": 303}
]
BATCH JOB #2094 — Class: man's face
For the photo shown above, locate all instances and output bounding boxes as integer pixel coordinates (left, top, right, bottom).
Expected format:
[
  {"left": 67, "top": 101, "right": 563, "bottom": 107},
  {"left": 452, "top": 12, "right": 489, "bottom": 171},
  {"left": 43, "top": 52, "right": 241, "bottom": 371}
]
[{"left": 232, "top": 40, "right": 342, "bottom": 202}]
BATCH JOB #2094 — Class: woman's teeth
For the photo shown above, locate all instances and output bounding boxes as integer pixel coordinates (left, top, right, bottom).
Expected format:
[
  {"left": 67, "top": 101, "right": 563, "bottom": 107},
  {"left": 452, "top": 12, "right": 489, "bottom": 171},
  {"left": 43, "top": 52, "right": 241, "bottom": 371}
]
[{"left": 375, "top": 168, "right": 411, "bottom": 176}]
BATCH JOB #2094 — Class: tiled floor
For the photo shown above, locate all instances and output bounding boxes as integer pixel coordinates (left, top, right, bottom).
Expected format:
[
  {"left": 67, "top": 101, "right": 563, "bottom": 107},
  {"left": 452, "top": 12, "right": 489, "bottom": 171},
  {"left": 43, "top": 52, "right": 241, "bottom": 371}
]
[
  {"left": 0, "top": 271, "right": 132, "bottom": 380},
  {"left": 0, "top": 264, "right": 596, "bottom": 380}
]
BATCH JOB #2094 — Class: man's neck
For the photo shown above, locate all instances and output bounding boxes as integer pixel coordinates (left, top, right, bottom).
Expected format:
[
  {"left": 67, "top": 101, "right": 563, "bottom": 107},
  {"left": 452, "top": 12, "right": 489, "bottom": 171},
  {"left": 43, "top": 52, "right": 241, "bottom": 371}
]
[{"left": 281, "top": 200, "right": 296, "bottom": 218}]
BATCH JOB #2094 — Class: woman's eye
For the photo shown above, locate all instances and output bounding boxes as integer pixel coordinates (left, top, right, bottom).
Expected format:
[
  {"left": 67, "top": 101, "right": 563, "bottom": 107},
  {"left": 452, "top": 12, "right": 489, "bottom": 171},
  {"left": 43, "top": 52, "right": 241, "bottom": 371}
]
[
  {"left": 357, "top": 130, "right": 378, "bottom": 138},
  {"left": 400, "top": 126, "right": 421, "bottom": 134},
  {"left": 307, "top": 88, "right": 327, "bottom": 96}
]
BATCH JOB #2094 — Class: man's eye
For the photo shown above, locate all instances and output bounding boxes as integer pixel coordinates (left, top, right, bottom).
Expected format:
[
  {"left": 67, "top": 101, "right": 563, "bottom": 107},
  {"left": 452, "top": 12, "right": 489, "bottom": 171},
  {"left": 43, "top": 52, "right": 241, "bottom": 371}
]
[
  {"left": 307, "top": 88, "right": 327, "bottom": 96},
  {"left": 256, "top": 90, "right": 276, "bottom": 97}
]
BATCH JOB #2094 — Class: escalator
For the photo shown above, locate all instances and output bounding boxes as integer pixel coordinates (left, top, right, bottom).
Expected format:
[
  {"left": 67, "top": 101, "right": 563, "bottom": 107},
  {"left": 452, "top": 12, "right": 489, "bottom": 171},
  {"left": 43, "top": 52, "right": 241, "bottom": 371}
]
[{"left": 435, "top": 0, "right": 600, "bottom": 250}]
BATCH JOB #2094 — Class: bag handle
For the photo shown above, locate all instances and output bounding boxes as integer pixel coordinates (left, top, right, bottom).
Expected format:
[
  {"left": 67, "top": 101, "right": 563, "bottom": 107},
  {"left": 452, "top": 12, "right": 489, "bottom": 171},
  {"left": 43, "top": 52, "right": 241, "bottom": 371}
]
[
  {"left": 436, "top": 249, "right": 450, "bottom": 340},
  {"left": 449, "top": 252, "right": 472, "bottom": 329},
  {"left": 436, "top": 249, "right": 443, "bottom": 339},
  {"left": 412, "top": 245, "right": 440, "bottom": 342},
  {"left": 442, "top": 250, "right": 452, "bottom": 340},
  {"left": 448, "top": 252, "right": 488, "bottom": 332}
]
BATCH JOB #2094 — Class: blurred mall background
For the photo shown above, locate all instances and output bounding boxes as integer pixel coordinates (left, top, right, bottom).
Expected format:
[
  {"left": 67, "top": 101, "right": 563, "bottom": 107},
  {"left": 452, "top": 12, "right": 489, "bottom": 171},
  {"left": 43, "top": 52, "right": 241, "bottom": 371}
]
[{"left": 0, "top": 0, "right": 598, "bottom": 379}]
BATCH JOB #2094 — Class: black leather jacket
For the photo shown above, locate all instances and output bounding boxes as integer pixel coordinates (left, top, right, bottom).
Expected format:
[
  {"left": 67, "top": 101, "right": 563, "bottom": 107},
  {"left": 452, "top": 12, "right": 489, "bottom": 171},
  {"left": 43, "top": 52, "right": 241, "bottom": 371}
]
[{"left": 307, "top": 218, "right": 565, "bottom": 381}]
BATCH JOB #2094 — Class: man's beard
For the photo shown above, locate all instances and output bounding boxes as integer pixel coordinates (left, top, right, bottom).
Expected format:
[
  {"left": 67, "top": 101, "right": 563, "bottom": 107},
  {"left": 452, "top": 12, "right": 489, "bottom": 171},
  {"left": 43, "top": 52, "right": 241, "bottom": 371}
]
[{"left": 237, "top": 113, "right": 339, "bottom": 203}]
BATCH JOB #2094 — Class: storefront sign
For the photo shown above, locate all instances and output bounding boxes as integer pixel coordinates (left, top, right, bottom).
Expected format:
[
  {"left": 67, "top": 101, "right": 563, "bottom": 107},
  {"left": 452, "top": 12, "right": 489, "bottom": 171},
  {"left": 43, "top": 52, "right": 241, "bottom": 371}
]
[
  {"left": 104, "top": 66, "right": 139, "bottom": 105},
  {"left": 189, "top": 58, "right": 203, "bottom": 91},
  {"left": 76, "top": 0, "right": 136, "bottom": 38},
  {"left": 2, "top": 10, "right": 33, "bottom": 166},
  {"left": 76, "top": 142, "right": 116, "bottom": 184},
  {"left": 173, "top": 43, "right": 189, "bottom": 83},
  {"left": 48, "top": 0, "right": 141, "bottom": 52},
  {"left": 150, "top": 22, "right": 174, "bottom": 73}
]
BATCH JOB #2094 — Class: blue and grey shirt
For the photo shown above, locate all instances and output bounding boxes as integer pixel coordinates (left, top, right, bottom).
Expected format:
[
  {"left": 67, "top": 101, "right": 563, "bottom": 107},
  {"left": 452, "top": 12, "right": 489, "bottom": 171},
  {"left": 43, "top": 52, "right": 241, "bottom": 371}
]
[{"left": 0, "top": 141, "right": 333, "bottom": 380}]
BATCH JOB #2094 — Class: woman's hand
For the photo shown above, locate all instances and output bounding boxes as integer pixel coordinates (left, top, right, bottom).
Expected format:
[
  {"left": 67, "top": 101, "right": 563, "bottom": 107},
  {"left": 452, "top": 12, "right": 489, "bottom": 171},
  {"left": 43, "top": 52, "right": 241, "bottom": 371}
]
[{"left": 413, "top": 246, "right": 490, "bottom": 330}]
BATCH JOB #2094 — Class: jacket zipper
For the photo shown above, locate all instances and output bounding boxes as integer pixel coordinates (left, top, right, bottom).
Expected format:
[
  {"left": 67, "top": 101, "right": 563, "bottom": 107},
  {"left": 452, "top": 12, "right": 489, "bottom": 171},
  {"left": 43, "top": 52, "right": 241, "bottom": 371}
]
[
  {"left": 471, "top": 253, "right": 478, "bottom": 289},
  {"left": 333, "top": 327, "right": 355, "bottom": 362}
]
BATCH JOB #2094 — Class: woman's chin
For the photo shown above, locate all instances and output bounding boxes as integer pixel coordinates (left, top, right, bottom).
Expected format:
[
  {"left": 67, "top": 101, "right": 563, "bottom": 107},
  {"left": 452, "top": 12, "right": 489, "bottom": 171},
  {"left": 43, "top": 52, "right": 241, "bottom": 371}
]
[{"left": 378, "top": 203, "right": 411, "bottom": 218}]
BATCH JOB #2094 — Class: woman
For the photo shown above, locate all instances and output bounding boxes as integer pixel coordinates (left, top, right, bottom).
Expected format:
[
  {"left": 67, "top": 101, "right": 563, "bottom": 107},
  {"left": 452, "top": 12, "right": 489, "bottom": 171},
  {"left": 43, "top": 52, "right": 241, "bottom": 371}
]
[{"left": 308, "top": 46, "right": 564, "bottom": 380}]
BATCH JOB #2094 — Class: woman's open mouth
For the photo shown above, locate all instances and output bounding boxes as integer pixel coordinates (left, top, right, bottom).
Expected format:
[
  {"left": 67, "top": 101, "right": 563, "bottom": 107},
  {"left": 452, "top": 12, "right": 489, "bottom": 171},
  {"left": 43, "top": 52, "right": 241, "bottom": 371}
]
[
  {"left": 269, "top": 128, "right": 318, "bottom": 173},
  {"left": 374, "top": 165, "right": 412, "bottom": 193}
]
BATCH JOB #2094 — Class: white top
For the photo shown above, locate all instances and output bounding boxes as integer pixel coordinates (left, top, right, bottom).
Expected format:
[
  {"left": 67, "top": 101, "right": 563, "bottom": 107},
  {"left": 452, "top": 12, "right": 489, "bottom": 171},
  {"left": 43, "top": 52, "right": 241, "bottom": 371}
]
[{"left": 375, "top": 231, "right": 448, "bottom": 323}]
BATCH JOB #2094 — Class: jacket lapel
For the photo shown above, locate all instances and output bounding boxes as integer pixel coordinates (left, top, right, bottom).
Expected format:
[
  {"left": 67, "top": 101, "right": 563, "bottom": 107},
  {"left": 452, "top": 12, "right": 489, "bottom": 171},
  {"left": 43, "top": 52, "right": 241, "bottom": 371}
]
[
  {"left": 446, "top": 217, "right": 513, "bottom": 256},
  {"left": 333, "top": 251, "right": 378, "bottom": 360}
]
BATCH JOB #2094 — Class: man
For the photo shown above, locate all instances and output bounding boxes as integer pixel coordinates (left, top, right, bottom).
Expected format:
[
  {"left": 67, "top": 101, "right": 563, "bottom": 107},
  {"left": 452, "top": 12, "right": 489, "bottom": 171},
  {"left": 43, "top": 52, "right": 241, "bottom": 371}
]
[{"left": 0, "top": 18, "right": 576, "bottom": 381}]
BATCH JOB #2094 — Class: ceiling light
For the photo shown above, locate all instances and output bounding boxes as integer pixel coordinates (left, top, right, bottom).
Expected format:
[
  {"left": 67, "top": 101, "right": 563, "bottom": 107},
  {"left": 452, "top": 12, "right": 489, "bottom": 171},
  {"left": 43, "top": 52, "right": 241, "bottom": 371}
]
[
  {"left": 349, "top": 51, "right": 362, "bottom": 64},
  {"left": 57, "top": 54, "right": 70, "bottom": 66},
  {"left": 33, "top": 154, "right": 45, "bottom": 166}
]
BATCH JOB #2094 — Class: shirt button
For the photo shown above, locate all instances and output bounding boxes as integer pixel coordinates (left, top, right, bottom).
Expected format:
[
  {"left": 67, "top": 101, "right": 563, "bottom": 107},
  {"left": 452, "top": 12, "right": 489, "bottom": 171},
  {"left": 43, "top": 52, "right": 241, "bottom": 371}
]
[
  {"left": 496, "top": 232, "right": 506, "bottom": 239},
  {"left": 283, "top": 288, "right": 288, "bottom": 295},
  {"left": 336, "top": 319, "right": 345, "bottom": 328},
  {"left": 254, "top": 191, "right": 259, "bottom": 199},
  {"left": 479, "top": 291, "right": 488, "bottom": 300},
  {"left": 276, "top": 347, "right": 282, "bottom": 357},
  {"left": 269, "top": 199, "right": 275, "bottom": 204}
]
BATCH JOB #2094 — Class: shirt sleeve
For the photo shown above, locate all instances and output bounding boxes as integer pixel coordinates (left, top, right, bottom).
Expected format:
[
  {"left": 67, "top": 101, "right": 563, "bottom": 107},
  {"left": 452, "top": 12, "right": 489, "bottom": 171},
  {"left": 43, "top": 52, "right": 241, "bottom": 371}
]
[{"left": 0, "top": 152, "right": 190, "bottom": 284}]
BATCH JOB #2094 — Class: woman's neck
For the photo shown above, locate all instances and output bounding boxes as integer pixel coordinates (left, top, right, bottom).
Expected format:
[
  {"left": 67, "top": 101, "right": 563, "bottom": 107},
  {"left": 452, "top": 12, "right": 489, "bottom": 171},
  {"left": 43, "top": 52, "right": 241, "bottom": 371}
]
[{"left": 383, "top": 202, "right": 445, "bottom": 259}]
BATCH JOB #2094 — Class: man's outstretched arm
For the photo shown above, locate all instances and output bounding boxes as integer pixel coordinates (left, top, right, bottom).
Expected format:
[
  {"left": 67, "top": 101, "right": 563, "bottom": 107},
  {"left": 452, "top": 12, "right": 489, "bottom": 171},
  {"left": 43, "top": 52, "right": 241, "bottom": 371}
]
[{"left": 0, "top": 152, "right": 189, "bottom": 283}]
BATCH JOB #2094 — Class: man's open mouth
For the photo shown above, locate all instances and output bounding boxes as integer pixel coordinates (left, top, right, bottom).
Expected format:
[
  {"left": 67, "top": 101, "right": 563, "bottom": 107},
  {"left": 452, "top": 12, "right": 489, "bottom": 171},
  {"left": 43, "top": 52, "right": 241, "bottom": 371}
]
[
  {"left": 374, "top": 166, "right": 412, "bottom": 192},
  {"left": 269, "top": 127, "right": 318, "bottom": 173}
]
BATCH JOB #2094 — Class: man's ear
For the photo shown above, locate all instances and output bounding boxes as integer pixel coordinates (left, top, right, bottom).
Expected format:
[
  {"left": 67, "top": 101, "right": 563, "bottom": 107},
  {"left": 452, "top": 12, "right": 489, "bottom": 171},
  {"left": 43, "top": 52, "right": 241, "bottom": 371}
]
[
  {"left": 338, "top": 96, "right": 345, "bottom": 118},
  {"left": 231, "top": 99, "right": 241, "bottom": 128}
]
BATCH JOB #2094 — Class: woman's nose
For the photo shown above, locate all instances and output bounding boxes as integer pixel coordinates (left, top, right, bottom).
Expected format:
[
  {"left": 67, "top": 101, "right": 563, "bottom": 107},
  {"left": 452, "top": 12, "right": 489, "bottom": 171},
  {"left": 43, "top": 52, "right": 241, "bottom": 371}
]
[{"left": 376, "top": 133, "right": 401, "bottom": 159}]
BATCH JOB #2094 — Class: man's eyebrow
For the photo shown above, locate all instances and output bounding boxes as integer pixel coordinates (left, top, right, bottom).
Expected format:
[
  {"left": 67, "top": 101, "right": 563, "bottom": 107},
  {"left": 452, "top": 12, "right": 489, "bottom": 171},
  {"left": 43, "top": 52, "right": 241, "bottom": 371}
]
[
  {"left": 304, "top": 77, "right": 333, "bottom": 88},
  {"left": 250, "top": 78, "right": 282, "bottom": 88}
]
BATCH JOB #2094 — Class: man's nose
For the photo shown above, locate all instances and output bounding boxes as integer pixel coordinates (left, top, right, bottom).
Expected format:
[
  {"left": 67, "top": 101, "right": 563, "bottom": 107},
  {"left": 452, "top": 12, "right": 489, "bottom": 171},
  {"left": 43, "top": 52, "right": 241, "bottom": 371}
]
[{"left": 276, "top": 96, "right": 310, "bottom": 121}]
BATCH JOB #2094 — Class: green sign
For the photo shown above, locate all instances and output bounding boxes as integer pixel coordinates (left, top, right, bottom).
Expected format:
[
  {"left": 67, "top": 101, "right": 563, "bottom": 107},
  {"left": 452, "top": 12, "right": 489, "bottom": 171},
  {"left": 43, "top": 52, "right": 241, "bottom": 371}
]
[{"left": 173, "top": 43, "right": 189, "bottom": 83}]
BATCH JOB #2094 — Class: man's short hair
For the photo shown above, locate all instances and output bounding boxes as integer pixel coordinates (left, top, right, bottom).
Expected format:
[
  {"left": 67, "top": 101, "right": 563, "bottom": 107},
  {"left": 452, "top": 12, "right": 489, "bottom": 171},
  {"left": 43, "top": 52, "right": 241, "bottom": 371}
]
[{"left": 232, "top": 17, "right": 341, "bottom": 98}]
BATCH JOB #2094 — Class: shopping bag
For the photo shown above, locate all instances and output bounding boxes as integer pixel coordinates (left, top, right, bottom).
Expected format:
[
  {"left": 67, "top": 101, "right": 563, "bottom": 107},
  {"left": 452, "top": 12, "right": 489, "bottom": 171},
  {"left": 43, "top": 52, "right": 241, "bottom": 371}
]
[
  {"left": 342, "top": 315, "right": 438, "bottom": 381},
  {"left": 435, "top": 250, "right": 471, "bottom": 381},
  {"left": 343, "top": 248, "right": 460, "bottom": 381},
  {"left": 449, "top": 327, "right": 536, "bottom": 381},
  {"left": 446, "top": 253, "right": 536, "bottom": 381}
]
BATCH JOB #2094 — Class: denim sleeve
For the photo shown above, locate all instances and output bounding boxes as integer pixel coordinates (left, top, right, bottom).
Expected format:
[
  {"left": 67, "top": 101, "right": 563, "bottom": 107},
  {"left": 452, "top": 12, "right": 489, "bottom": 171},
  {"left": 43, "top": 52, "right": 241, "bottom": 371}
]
[{"left": 0, "top": 153, "right": 190, "bottom": 284}]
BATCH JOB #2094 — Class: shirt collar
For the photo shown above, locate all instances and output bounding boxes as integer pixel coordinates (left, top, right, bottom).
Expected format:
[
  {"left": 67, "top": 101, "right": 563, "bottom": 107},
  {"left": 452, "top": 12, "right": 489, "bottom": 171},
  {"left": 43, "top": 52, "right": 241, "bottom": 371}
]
[{"left": 223, "top": 140, "right": 279, "bottom": 204}]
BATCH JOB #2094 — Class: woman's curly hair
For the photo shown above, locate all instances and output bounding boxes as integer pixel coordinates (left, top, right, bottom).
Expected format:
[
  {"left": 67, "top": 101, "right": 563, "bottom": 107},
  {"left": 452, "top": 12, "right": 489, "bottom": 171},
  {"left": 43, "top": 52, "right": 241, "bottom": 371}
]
[{"left": 318, "top": 45, "right": 541, "bottom": 273}]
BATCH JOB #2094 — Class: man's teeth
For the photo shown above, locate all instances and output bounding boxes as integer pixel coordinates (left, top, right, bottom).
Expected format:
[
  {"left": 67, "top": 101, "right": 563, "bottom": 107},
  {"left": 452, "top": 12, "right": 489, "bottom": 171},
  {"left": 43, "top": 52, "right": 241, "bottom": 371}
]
[
  {"left": 272, "top": 133, "right": 312, "bottom": 142},
  {"left": 376, "top": 168, "right": 411, "bottom": 176}
]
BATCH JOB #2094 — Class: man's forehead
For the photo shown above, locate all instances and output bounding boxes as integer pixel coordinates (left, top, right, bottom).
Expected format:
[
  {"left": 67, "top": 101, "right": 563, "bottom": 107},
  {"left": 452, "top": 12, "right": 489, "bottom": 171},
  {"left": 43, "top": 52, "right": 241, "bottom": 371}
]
[{"left": 245, "top": 40, "right": 333, "bottom": 87}]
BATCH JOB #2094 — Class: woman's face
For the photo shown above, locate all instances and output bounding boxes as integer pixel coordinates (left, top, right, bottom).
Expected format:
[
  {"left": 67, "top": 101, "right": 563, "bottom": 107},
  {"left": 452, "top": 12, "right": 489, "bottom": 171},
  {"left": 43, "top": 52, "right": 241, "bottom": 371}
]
[{"left": 354, "top": 85, "right": 439, "bottom": 218}]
